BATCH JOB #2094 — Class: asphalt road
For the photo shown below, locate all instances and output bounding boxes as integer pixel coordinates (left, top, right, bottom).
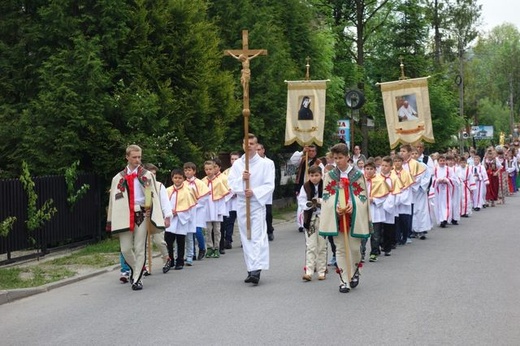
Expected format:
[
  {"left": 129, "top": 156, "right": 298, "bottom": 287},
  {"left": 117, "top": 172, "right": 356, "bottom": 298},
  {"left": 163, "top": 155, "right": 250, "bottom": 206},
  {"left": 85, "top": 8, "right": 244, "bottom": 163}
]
[{"left": 1, "top": 197, "right": 520, "bottom": 346}]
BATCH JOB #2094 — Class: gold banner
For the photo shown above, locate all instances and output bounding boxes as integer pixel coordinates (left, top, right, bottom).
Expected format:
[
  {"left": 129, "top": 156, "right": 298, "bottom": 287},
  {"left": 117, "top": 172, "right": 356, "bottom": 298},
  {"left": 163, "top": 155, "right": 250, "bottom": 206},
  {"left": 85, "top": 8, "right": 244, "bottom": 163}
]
[
  {"left": 284, "top": 80, "right": 327, "bottom": 146},
  {"left": 379, "top": 77, "right": 434, "bottom": 148}
]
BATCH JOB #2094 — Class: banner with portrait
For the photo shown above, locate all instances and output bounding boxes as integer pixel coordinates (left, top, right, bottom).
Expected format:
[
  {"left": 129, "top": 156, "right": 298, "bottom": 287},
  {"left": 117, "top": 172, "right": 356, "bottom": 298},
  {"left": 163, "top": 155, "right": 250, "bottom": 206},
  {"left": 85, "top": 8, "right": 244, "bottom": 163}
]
[
  {"left": 284, "top": 80, "right": 328, "bottom": 146},
  {"left": 379, "top": 77, "right": 434, "bottom": 148}
]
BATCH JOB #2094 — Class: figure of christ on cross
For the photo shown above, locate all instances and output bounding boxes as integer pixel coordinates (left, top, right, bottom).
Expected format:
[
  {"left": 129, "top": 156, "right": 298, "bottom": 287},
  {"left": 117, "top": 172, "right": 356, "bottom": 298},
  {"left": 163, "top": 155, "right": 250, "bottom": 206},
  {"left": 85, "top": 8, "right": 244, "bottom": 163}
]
[
  {"left": 224, "top": 30, "right": 267, "bottom": 102},
  {"left": 224, "top": 30, "right": 267, "bottom": 239}
]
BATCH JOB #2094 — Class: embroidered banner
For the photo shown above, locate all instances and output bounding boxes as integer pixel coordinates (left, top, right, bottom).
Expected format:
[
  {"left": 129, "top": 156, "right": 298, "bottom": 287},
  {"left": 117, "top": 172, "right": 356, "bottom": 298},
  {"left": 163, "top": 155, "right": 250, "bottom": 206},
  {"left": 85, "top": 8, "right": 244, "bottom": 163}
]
[
  {"left": 284, "top": 80, "right": 328, "bottom": 146},
  {"left": 379, "top": 77, "right": 434, "bottom": 148}
]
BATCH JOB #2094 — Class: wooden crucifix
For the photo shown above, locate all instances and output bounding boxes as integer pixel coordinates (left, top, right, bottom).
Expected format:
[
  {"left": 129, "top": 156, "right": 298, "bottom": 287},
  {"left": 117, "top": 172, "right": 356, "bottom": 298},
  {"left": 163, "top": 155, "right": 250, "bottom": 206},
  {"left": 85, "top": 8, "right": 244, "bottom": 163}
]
[{"left": 224, "top": 30, "right": 267, "bottom": 239}]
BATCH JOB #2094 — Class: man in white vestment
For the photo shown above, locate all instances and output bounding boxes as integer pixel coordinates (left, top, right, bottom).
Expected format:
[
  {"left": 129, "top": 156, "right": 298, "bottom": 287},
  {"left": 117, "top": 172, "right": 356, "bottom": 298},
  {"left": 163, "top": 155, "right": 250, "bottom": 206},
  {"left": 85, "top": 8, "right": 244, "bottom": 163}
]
[{"left": 228, "top": 133, "right": 275, "bottom": 285}]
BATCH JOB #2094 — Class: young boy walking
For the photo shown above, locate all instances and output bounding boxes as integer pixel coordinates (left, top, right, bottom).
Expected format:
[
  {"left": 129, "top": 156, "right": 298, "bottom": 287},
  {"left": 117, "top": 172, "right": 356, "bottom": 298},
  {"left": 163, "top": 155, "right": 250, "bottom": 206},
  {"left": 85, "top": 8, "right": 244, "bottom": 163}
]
[{"left": 297, "top": 165, "right": 327, "bottom": 281}]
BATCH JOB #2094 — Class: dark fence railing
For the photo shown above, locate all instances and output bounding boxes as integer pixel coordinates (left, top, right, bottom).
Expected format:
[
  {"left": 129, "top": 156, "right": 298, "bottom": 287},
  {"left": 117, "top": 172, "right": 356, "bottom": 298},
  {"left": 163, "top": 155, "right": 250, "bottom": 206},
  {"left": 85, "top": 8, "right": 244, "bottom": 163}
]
[{"left": 0, "top": 173, "right": 104, "bottom": 262}]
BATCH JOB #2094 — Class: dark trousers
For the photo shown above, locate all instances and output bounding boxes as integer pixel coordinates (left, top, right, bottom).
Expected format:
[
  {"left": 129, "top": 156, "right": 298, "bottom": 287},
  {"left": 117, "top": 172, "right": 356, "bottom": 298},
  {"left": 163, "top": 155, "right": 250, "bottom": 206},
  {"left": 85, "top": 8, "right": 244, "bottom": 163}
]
[
  {"left": 381, "top": 222, "right": 396, "bottom": 253},
  {"left": 370, "top": 222, "right": 383, "bottom": 255},
  {"left": 165, "top": 232, "right": 186, "bottom": 266},
  {"left": 328, "top": 236, "right": 336, "bottom": 257},
  {"left": 395, "top": 214, "right": 412, "bottom": 245},
  {"left": 266, "top": 204, "right": 274, "bottom": 234},
  {"left": 222, "top": 210, "right": 237, "bottom": 243}
]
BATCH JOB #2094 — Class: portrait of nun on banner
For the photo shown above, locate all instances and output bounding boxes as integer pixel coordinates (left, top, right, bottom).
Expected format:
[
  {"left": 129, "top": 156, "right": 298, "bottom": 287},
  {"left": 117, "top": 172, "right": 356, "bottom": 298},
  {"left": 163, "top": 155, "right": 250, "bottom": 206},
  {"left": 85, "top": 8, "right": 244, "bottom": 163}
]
[
  {"left": 379, "top": 77, "right": 434, "bottom": 148},
  {"left": 284, "top": 80, "right": 328, "bottom": 146}
]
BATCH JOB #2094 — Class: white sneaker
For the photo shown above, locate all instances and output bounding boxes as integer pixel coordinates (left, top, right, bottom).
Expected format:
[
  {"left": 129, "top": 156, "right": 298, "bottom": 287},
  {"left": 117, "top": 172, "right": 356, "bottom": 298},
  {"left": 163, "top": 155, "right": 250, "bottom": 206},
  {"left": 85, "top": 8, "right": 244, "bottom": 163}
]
[
  {"left": 120, "top": 271, "right": 130, "bottom": 284},
  {"left": 406, "top": 238, "right": 412, "bottom": 244}
]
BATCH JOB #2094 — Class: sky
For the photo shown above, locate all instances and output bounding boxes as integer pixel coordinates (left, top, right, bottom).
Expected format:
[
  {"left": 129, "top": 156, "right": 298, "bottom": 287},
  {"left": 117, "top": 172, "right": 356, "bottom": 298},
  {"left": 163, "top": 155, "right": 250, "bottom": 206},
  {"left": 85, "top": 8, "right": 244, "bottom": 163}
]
[{"left": 478, "top": 0, "right": 520, "bottom": 32}]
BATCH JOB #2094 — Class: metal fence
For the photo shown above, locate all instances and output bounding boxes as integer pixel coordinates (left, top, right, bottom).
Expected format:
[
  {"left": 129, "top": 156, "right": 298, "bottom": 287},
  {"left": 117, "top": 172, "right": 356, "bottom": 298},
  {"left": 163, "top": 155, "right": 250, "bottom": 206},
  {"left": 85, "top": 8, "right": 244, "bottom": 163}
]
[{"left": 0, "top": 173, "right": 104, "bottom": 262}]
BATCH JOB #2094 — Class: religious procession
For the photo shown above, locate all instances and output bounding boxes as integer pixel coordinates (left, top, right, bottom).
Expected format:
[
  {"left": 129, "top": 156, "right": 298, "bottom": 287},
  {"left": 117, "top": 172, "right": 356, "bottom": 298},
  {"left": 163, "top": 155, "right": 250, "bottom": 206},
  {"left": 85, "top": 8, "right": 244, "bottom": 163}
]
[{"left": 102, "top": 27, "right": 520, "bottom": 295}]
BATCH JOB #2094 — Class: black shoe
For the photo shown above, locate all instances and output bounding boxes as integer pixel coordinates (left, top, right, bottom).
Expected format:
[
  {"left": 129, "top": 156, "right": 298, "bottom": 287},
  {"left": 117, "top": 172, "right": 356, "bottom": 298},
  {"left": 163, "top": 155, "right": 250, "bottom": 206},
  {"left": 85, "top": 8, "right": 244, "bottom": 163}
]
[
  {"left": 384, "top": 252, "right": 391, "bottom": 256},
  {"left": 298, "top": 227, "right": 304, "bottom": 233},
  {"left": 197, "top": 249, "right": 206, "bottom": 260},
  {"left": 474, "top": 207, "right": 480, "bottom": 211},
  {"left": 163, "top": 258, "right": 172, "bottom": 274},
  {"left": 268, "top": 233, "right": 274, "bottom": 241},
  {"left": 219, "top": 248, "right": 226, "bottom": 255},
  {"left": 143, "top": 269, "right": 150, "bottom": 276},
  {"left": 350, "top": 273, "right": 360, "bottom": 288},
  {"left": 249, "top": 270, "right": 261, "bottom": 284},
  {"left": 225, "top": 241, "right": 232, "bottom": 249},
  {"left": 440, "top": 221, "right": 447, "bottom": 228},
  {"left": 174, "top": 265, "right": 184, "bottom": 270},
  {"left": 420, "top": 235, "right": 426, "bottom": 240},
  {"left": 451, "top": 220, "right": 459, "bottom": 225},
  {"left": 131, "top": 281, "right": 143, "bottom": 291},
  {"left": 339, "top": 284, "right": 350, "bottom": 293},
  {"left": 461, "top": 214, "right": 469, "bottom": 218},
  {"left": 244, "top": 272, "right": 253, "bottom": 283}
]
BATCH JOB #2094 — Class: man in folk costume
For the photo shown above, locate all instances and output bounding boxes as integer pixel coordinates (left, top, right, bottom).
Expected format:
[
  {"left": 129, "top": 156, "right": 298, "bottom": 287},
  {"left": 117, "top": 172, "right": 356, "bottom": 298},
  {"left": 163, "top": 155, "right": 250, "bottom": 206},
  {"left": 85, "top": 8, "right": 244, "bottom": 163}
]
[
  {"left": 106, "top": 145, "right": 167, "bottom": 291},
  {"left": 290, "top": 145, "right": 324, "bottom": 232},
  {"left": 470, "top": 155, "right": 488, "bottom": 211},
  {"left": 319, "top": 143, "right": 372, "bottom": 294},
  {"left": 429, "top": 155, "right": 455, "bottom": 228},
  {"left": 457, "top": 157, "right": 476, "bottom": 217},
  {"left": 410, "top": 149, "right": 432, "bottom": 239},
  {"left": 164, "top": 169, "right": 198, "bottom": 271},
  {"left": 228, "top": 133, "right": 275, "bottom": 285}
]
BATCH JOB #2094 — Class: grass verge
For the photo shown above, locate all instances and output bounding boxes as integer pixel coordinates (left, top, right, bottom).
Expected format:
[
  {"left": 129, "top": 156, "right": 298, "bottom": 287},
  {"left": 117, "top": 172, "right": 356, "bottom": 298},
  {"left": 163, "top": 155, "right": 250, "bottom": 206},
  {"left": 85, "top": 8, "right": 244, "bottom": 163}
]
[{"left": 0, "top": 238, "right": 120, "bottom": 290}]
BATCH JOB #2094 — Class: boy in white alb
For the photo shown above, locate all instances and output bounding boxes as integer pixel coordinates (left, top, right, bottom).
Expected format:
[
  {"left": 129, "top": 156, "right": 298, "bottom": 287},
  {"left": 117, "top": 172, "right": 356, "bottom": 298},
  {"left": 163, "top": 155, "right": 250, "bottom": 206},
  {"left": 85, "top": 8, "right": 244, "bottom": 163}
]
[{"left": 202, "top": 160, "right": 230, "bottom": 258}]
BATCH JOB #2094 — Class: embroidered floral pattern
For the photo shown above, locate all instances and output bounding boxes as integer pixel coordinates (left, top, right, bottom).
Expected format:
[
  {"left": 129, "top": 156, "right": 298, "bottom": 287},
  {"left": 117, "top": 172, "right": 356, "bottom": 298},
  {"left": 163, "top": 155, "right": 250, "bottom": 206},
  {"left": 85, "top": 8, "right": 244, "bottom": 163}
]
[
  {"left": 117, "top": 178, "right": 126, "bottom": 192},
  {"left": 352, "top": 181, "right": 367, "bottom": 203},
  {"left": 323, "top": 180, "right": 337, "bottom": 201}
]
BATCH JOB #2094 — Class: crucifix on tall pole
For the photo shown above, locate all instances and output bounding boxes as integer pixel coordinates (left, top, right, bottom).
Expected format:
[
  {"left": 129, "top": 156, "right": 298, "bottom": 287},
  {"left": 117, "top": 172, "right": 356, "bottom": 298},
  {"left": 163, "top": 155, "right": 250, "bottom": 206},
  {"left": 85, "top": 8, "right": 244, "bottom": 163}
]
[{"left": 224, "top": 30, "right": 267, "bottom": 239}]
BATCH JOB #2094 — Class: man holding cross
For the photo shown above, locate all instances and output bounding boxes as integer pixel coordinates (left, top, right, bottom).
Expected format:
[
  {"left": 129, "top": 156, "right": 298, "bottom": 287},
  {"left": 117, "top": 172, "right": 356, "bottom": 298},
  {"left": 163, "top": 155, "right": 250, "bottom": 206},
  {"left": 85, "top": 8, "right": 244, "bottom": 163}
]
[{"left": 228, "top": 133, "right": 275, "bottom": 285}]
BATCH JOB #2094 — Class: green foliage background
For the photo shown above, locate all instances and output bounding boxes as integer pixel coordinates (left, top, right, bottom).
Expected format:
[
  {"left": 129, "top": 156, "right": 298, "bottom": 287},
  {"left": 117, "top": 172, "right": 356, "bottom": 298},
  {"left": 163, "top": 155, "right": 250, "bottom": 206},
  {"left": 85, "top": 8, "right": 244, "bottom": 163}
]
[{"left": 0, "top": 0, "right": 515, "bottom": 186}]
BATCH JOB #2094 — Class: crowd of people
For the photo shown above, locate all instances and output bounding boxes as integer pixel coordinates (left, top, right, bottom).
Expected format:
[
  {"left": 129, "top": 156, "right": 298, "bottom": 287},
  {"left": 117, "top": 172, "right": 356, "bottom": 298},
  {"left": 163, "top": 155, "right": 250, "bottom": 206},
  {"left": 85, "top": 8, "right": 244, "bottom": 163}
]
[
  {"left": 106, "top": 138, "right": 518, "bottom": 294},
  {"left": 106, "top": 136, "right": 275, "bottom": 291},
  {"left": 294, "top": 141, "right": 519, "bottom": 293}
]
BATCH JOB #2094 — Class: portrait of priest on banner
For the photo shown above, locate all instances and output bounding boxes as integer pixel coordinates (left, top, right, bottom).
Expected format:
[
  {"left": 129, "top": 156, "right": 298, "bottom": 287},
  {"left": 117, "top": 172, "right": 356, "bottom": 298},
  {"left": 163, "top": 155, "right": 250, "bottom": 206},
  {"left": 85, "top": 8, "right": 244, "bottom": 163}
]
[
  {"left": 396, "top": 95, "right": 419, "bottom": 122},
  {"left": 297, "top": 95, "right": 314, "bottom": 120}
]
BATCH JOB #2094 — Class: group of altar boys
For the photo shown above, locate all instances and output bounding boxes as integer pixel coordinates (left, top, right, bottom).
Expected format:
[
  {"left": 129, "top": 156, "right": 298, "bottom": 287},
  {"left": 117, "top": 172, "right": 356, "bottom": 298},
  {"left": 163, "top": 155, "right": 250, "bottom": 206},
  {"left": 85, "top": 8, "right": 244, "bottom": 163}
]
[{"left": 297, "top": 141, "right": 518, "bottom": 291}]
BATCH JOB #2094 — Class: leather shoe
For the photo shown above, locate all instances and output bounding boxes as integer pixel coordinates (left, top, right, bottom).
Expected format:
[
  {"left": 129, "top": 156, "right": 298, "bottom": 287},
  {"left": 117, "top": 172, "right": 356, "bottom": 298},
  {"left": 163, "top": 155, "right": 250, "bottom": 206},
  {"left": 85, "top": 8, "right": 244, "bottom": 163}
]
[
  {"left": 131, "top": 281, "right": 143, "bottom": 291},
  {"left": 244, "top": 272, "right": 253, "bottom": 283},
  {"left": 350, "top": 274, "right": 359, "bottom": 288},
  {"left": 268, "top": 233, "right": 274, "bottom": 241},
  {"left": 339, "top": 284, "right": 350, "bottom": 293},
  {"left": 163, "top": 258, "right": 172, "bottom": 274},
  {"left": 249, "top": 270, "right": 261, "bottom": 284}
]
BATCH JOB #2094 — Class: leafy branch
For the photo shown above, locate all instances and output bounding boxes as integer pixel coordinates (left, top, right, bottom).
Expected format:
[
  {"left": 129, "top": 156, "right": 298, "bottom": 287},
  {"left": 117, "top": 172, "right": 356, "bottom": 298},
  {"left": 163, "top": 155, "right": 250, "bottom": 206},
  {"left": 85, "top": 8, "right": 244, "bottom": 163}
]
[
  {"left": 0, "top": 217, "right": 17, "bottom": 238},
  {"left": 65, "top": 160, "right": 90, "bottom": 210},
  {"left": 20, "top": 161, "right": 57, "bottom": 235}
]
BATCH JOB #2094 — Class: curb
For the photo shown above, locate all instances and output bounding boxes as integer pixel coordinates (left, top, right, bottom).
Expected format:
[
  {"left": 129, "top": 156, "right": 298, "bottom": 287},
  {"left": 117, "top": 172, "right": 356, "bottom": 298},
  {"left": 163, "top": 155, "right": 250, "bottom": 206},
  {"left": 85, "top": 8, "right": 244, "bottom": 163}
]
[{"left": 0, "top": 265, "right": 120, "bottom": 306}]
